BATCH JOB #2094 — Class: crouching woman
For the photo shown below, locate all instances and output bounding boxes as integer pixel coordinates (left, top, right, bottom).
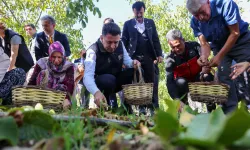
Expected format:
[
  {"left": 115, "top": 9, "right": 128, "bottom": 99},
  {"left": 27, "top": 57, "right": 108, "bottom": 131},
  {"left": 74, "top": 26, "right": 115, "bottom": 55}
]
[{"left": 28, "top": 41, "right": 74, "bottom": 108}]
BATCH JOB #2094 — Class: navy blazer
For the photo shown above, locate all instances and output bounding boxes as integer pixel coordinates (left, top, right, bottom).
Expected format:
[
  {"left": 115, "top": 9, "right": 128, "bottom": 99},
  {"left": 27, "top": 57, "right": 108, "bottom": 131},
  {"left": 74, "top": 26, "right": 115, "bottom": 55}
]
[
  {"left": 122, "top": 18, "right": 162, "bottom": 60},
  {"left": 35, "top": 30, "right": 71, "bottom": 61}
]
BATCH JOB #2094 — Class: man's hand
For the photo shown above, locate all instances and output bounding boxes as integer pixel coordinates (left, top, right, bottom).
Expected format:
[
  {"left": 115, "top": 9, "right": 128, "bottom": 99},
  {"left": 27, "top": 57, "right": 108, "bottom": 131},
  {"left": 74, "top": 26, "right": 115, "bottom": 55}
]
[
  {"left": 63, "top": 99, "right": 71, "bottom": 110},
  {"left": 230, "top": 62, "right": 250, "bottom": 80},
  {"left": 7, "top": 66, "right": 16, "bottom": 72},
  {"left": 201, "top": 66, "right": 211, "bottom": 74},
  {"left": 77, "top": 64, "right": 84, "bottom": 75},
  {"left": 133, "top": 59, "right": 141, "bottom": 69},
  {"left": 157, "top": 56, "right": 163, "bottom": 63},
  {"left": 94, "top": 91, "right": 107, "bottom": 107},
  {"left": 209, "top": 54, "right": 223, "bottom": 67},
  {"left": 197, "top": 55, "right": 209, "bottom": 66}
]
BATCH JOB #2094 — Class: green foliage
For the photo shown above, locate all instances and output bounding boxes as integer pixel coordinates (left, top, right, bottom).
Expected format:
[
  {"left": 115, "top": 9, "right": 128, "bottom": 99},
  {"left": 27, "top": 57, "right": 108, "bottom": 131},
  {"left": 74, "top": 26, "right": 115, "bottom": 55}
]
[
  {"left": 0, "top": 0, "right": 101, "bottom": 59},
  {"left": 163, "top": 98, "right": 180, "bottom": 120},
  {"left": 19, "top": 110, "right": 58, "bottom": 141},
  {"left": 155, "top": 99, "right": 250, "bottom": 149},
  {"left": 0, "top": 117, "right": 18, "bottom": 145},
  {"left": 154, "top": 110, "right": 180, "bottom": 141},
  {"left": 233, "top": 129, "right": 250, "bottom": 148}
]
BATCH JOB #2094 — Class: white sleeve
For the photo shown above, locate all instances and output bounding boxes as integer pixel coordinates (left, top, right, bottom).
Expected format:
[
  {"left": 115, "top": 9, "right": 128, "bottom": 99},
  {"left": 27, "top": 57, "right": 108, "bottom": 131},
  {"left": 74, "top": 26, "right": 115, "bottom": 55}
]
[
  {"left": 122, "top": 42, "right": 133, "bottom": 68},
  {"left": 83, "top": 49, "right": 99, "bottom": 95}
]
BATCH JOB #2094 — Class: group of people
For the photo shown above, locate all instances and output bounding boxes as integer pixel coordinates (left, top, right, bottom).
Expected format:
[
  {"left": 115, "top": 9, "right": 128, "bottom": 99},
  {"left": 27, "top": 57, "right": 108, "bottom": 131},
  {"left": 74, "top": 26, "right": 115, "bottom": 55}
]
[{"left": 0, "top": 0, "right": 250, "bottom": 114}]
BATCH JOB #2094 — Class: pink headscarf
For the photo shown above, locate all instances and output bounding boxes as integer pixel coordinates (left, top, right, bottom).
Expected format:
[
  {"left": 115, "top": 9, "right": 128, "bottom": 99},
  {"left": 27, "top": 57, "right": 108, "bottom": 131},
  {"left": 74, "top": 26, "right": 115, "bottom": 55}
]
[
  {"left": 48, "top": 41, "right": 65, "bottom": 58},
  {"left": 36, "top": 41, "right": 73, "bottom": 90}
]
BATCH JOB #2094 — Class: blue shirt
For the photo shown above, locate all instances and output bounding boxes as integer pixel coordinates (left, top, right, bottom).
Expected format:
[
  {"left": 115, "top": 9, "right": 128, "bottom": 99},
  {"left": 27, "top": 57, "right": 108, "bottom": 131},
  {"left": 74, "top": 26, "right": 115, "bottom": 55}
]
[{"left": 191, "top": 0, "right": 249, "bottom": 50}]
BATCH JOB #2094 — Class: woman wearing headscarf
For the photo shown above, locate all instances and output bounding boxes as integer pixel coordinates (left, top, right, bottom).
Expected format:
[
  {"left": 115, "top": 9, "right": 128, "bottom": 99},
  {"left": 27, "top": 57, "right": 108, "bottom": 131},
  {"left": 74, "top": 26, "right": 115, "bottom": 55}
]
[{"left": 28, "top": 41, "right": 74, "bottom": 108}]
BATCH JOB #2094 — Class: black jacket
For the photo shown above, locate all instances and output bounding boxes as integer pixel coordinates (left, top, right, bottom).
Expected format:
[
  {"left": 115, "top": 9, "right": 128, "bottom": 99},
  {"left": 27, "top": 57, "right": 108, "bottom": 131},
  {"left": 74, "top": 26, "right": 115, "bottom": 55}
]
[
  {"left": 35, "top": 30, "right": 71, "bottom": 61},
  {"left": 165, "top": 41, "right": 201, "bottom": 99},
  {"left": 1, "top": 29, "right": 34, "bottom": 72},
  {"left": 122, "top": 18, "right": 162, "bottom": 60},
  {"left": 88, "top": 39, "right": 124, "bottom": 77}
]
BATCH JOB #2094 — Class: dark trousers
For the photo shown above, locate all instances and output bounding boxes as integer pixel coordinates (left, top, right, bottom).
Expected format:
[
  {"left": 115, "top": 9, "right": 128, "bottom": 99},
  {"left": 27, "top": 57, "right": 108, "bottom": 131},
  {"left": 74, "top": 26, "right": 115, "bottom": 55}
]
[
  {"left": 153, "top": 64, "right": 159, "bottom": 108},
  {"left": 212, "top": 31, "right": 250, "bottom": 113},
  {"left": 95, "top": 68, "right": 135, "bottom": 111},
  {"left": 79, "top": 84, "right": 90, "bottom": 108}
]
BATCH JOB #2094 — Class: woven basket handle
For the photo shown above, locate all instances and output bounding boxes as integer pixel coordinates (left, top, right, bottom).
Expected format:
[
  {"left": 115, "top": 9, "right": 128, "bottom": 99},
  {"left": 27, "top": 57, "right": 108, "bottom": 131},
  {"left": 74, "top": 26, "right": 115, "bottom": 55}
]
[
  {"left": 200, "top": 68, "right": 219, "bottom": 83},
  {"left": 133, "top": 64, "right": 144, "bottom": 84}
]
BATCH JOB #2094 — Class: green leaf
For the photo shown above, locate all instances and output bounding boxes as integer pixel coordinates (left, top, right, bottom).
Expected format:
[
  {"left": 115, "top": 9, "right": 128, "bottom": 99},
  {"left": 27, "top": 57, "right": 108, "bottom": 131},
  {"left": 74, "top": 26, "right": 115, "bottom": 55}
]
[
  {"left": 23, "top": 110, "right": 56, "bottom": 131},
  {"left": 183, "top": 105, "right": 198, "bottom": 115},
  {"left": 233, "top": 129, "right": 250, "bottom": 148},
  {"left": 176, "top": 108, "right": 226, "bottom": 147},
  {"left": 154, "top": 110, "right": 180, "bottom": 141},
  {"left": 217, "top": 106, "right": 250, "bottom": 145},
  {"left": 0, "top": 117, "right": 18, "bottom": 145},
  {"left": 19, "top": 123, "right": 51, "bottom": 141},
  {"left": 18, "top": 111, "right": 58, "bottom": 141},
  {"left": 163, "top": 98, "right": 180, "bottom": 119}
]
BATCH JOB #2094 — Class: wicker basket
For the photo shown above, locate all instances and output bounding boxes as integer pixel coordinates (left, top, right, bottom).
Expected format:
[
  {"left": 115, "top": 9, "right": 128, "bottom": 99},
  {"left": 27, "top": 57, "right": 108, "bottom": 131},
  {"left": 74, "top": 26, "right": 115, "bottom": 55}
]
[
  {"left": 12, "top": 85, "right": 66, "bottom": 111},
  {"left": 188, "top": 71, "right": 230, "bottom": 104},
  {"left": 122, "top": 66, "right": 153, "bottom": 105}
]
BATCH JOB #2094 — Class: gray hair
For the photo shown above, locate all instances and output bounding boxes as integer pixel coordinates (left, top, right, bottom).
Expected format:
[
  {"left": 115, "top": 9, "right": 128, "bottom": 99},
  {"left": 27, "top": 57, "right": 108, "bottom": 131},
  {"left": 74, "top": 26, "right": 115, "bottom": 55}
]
[
  {"left": 40, "top": 15, "right": 56, "bottom": 24},
  {"left": 166, "top": 29, "right": 183, "bottom": 41},
  {"left": 186, "top": 0, "right": 207, "bottom": 14}
]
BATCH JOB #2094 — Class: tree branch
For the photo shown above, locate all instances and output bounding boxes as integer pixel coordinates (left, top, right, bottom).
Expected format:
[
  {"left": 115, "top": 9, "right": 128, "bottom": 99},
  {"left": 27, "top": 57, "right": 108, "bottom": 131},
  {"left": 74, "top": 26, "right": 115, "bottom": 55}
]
[
  {"left": 35, "top": 1, "right": 45, "bottom": 27},
  {"left": 35, "top": 9, "right": 43, "bottom": 26},
  {"left": 1, "top": 0, "right": 21, "bottom": 25}
]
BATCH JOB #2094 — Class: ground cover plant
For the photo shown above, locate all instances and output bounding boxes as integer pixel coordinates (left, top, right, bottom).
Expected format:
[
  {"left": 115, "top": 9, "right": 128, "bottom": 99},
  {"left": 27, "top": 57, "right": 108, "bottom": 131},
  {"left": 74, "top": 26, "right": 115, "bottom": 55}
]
[{"left": 1, "top": 99, "right": 250, "bottom": 150}]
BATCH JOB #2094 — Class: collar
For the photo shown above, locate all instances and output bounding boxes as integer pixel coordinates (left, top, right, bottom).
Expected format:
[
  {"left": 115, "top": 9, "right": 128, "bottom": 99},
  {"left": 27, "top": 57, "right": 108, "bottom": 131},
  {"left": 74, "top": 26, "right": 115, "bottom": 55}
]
[
  {"left": 45, "top": 31, "right": 55, "bottom": 38},
  {"left": 97, "top": 38, "right": 108, "bottom": 53},
  {"left": 209, "top": 1, "right": 219, "bottom": 20},
  {"left": 135, "top": 18, "right": 144, "bottom": 24},
  {"left": 32, "top": 32, "right": 37, "bottom": 39}
]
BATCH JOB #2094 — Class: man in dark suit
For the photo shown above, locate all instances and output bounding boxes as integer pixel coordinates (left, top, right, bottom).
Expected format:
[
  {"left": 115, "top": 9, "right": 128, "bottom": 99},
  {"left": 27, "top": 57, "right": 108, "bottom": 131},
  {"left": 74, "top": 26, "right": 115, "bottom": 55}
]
[
  {"left": 35, "top": 15, "right": 71, "bottom": 61},
  {"left": 122, "top": 1, "right": 163, "bottom": 115}
]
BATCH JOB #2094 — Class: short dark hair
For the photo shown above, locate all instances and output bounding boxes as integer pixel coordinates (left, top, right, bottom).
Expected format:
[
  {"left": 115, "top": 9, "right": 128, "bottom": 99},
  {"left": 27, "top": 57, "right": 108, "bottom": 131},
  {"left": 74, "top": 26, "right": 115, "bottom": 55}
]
[
  {"left": 103, "top": 18, "right": 114, "bottom": 24},
  {"left": 24, "top": 23, "right": 36, "bottom": 29},
  {"left": 132, "top": 1, "right": 146, "bottom": 11},
  {"left": 102, "top": 22, "right": 121, "bottom": 36}
]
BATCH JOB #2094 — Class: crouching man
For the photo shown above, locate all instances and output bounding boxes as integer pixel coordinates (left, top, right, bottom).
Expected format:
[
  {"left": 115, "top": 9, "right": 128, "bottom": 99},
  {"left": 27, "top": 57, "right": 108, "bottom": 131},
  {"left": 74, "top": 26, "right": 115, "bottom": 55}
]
[
  {"left": 83, "top": 22, "right": 140, "bottom": 112},
  {"left": 165, "top": 29, "right": 215, "bottom": 112}
]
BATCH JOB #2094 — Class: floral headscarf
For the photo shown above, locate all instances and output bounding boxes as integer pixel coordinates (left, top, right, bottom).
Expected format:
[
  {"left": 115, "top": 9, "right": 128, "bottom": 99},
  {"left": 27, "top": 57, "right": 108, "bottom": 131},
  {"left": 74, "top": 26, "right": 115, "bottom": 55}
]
[{"left": 36, "top": 41, "right": 73, "bottom": 90}]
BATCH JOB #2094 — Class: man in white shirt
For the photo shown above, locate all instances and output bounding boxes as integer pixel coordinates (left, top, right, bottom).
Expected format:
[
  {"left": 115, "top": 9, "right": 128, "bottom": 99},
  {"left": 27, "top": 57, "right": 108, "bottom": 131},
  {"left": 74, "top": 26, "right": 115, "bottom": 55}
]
[{"left": 83, "top": 23, "right": 140, "bottom": 110}]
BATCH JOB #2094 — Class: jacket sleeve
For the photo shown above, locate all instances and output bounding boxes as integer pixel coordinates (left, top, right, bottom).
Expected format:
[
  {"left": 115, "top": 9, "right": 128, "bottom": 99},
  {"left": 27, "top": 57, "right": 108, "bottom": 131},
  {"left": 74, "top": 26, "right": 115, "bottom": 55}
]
[
  {"left": 193, "top": 42, "right": 201, "bottom": 56},
  {"left": 35, "top": 35, "right": 43, "bottom": 61},
  {"left": 61, "top": 34, "right": 71, "bottom": 57},
  {"left": 28, "top": 64, "right": 41, "bottom": 85},
  {"left": 151, "top": 20, "right": 162, "bottom": 57},
  {"left": 165, "top": 55, "right": 178, "bottom": 99},
  {"left": 121, "top": 21, "right": 129, "bottom": 51}
]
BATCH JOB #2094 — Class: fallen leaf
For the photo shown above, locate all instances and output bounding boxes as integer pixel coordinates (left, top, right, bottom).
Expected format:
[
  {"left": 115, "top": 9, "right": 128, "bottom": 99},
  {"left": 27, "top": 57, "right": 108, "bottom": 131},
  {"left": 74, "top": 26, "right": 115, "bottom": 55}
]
[
  {"left": 107, "top": 128, "right": 116, "bottom": 144},
  {"left": 32, "top": 137, "right": 64, "bottom": 150},
  {"left": 8, "top": 110, "right": 24, "bottom": 127},
  {"left": 140, "top": 123, "right": 149, "bottom": 135},
  {"left": 94, "top": 127, "right": 105, "bottom": 136}
]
